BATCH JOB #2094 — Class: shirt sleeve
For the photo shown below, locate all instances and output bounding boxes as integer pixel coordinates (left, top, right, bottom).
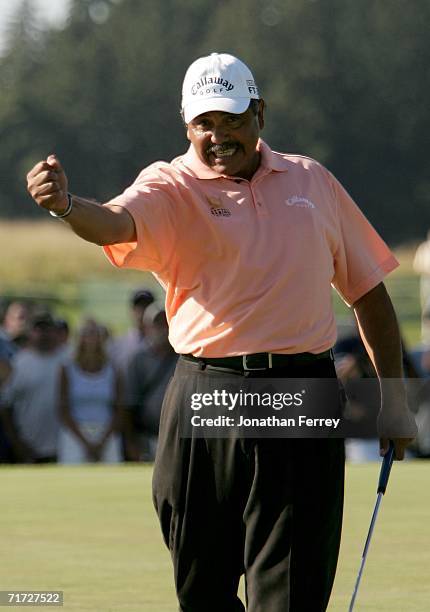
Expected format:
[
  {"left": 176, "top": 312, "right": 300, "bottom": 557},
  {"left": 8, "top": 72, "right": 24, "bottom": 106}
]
[
  {"left": 329, "top": 173, "right": 399, "bottom": 306},
  {"left": 103, "top": 171, "right": 178, "bottom": 276}
]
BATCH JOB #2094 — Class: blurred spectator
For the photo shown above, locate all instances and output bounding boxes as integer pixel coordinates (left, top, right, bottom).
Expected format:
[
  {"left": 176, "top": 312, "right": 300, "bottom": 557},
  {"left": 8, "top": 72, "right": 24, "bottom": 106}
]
[
  {"left": 124, "top": 307, "right": 177, "bottom": 461},
  {"left": 409, "top": 308, "right": 430, "bottom": 377},
  {"left": 408, "top": 334, "right": 430, "bottom": 457},
  {"left": 58, "top": 319, "right": 123, "bottom": 464},
  {"left": 54, "top": 318, "right": 73, "bottom": 359},
  {"left": 0, "top": 298, "right": 7, "bottom": 327},
  {"left": 0, "top": 337, "right": 14, "bottom": 462},
  {"left": 409, "top": 375, "right": 430, "bottom": 457},
  {"left": 0, "top": 338, "right": 15, "bottom": 372},
  {"left": 110, "top": 288, "right": 155, "bottom": 374},
  {"left": 0, "top": 300, "right": 31, "bottom": 350},
  {"left": 413, "top": 232, "right": 430, "bottom": 341},
  {"left": 0, "top": 312, "right": 64, "bottom": 463}
]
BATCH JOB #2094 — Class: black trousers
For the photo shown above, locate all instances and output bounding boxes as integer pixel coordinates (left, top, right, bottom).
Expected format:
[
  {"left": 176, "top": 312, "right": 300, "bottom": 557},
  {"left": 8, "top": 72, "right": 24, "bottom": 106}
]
[{"left": 152, "top": 356, "right": 345, "bottom": 612}]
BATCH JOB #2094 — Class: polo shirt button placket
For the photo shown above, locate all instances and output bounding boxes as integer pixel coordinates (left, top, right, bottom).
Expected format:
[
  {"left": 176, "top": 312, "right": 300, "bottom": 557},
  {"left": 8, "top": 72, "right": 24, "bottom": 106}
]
[{"left": 251, "top": 187, "right": 266, "bottom": 215}]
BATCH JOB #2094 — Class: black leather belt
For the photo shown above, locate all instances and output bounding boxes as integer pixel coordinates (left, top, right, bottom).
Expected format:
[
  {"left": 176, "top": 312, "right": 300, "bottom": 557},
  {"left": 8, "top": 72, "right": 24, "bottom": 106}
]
[{"left": 182, "top": 350, "right": 333, "bottom": 371}]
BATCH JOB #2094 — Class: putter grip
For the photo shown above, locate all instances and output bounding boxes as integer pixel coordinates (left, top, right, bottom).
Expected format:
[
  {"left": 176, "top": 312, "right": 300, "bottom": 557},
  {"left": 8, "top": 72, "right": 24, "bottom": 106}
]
[{"left": 377, "top": 441, "right": 395, "bottom": 494}]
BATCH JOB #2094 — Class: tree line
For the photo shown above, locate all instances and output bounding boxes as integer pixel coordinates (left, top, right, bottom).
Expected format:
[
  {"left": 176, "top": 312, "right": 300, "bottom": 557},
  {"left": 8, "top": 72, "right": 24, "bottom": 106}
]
[{"left": 1, "top": 0, "right": 429, "bottom": 244}]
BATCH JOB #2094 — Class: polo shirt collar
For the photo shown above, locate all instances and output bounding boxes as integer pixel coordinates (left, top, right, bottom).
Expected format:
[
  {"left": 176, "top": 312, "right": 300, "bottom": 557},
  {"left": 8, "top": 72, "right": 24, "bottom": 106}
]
[{"left": 177, "top": 139, "right": 289, "bottom": 180}]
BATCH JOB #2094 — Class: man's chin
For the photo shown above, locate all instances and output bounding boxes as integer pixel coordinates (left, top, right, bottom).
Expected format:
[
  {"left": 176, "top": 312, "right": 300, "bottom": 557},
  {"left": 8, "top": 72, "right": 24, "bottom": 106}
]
[{"left": 208, "top": 155, "right": 240, "bottom": 176}]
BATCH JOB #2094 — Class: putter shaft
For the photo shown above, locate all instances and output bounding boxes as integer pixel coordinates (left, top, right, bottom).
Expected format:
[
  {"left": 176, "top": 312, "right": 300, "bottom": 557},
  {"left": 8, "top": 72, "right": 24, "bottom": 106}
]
[
  {"left": 348, "top": 493, "right": 383, "bottom": 611},
  {"left": 348, "top": 443, "right": 395, "bottom": 611}
]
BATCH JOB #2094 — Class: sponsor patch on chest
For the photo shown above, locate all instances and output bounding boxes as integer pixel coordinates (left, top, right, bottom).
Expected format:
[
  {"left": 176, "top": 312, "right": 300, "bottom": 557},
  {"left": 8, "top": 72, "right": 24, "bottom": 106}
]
[
  {"left": 285, "top": 195, "right": 316, "bottom": 209},
  {"left": 206, "top": 196, "right": 232, "bottom": 217}
]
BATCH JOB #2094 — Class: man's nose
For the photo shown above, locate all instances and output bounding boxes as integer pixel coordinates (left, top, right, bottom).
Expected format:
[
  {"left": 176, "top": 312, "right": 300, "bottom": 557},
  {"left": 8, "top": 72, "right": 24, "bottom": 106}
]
[{"left": 209, "top": 124, "right": 229, "bottom": 144}]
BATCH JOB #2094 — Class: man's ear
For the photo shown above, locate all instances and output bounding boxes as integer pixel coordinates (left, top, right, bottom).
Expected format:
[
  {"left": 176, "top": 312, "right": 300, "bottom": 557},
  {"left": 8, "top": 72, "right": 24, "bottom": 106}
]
[{"left": 180, "top": 109, "right": 191, "bottom": 140}]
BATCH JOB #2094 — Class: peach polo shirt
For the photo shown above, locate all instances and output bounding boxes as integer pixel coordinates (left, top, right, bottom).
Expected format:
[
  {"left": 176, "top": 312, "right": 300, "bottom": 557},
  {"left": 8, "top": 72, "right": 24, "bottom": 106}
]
[{"left": 104, "top": 140, "right": 398, "bottom": 357}]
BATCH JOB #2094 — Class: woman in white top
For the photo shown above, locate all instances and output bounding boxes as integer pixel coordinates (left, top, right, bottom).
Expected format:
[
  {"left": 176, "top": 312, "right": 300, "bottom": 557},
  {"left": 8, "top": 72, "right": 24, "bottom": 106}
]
[{"left": 58, "top": 319, "right": 123, "bottom": 463}]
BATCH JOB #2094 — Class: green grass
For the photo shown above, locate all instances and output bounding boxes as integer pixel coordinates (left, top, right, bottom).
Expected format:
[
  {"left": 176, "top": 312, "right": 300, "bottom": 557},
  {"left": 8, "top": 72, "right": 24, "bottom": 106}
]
[{"left": 1, "top": 462, "right": 429, "bottom": 611}]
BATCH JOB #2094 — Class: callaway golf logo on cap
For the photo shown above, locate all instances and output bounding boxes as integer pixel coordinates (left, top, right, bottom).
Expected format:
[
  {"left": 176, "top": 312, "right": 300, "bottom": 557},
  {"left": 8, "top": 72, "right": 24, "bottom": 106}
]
[
  {"left": 182, "top": 53, "right": 259, "bottom": 124},
  {"left": 191, "top": 76, "right": 235, "bottom": 95}
]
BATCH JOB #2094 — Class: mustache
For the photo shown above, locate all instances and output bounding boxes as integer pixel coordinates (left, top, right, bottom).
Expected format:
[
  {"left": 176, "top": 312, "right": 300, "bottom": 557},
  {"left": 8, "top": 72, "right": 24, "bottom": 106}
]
[{"left": 206, "top": 142, "right": 241, "bottom": 155}]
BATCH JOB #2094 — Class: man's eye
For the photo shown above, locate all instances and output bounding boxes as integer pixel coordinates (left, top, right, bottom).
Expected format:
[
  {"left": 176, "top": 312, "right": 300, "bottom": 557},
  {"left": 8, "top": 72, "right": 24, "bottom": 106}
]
[
  {"left": 226, "top": 116, "right": 242, "bottom": 127},
  {"left": 194, "top": 120, "right": 210, "bottom": 130}
]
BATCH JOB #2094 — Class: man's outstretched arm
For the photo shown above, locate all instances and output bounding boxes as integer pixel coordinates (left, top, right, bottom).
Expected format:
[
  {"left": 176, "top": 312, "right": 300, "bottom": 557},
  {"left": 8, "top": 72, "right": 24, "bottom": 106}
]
[
  {"left": 26, "top": 154, "right": 136, "bottom": 246},
  {"left": 353, "top": 282, "right": 417, "bottom": 460}
]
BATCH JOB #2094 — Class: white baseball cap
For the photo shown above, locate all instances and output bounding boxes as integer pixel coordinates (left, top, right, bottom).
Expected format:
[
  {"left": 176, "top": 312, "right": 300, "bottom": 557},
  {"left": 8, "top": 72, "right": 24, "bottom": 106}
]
[{"left": 181, "top": 53, "right": 260, "bottom": 124}]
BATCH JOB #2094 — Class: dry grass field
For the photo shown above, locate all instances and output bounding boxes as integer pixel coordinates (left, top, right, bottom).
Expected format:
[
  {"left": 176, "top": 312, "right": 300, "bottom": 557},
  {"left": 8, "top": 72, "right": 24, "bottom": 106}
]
[{"left": 0, "top": 221, "right": 129, "bottom": 286}]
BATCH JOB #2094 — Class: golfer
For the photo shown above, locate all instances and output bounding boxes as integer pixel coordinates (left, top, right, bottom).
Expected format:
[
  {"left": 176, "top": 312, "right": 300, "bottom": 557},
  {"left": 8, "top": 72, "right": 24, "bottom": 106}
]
[{"left": 27, "top": 53, "right": 416, "bottom": 611}]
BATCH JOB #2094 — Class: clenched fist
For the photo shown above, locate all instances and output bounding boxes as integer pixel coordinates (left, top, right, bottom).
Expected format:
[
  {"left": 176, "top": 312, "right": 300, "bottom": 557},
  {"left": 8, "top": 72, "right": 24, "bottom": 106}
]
[{"left": 26, "top": 154, "right": 69, "bottom": 215}]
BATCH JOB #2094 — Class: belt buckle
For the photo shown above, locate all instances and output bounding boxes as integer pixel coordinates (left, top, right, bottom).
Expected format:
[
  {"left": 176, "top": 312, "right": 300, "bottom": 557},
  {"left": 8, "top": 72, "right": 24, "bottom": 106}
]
[{"left": 242, "top": 353, "right": 273, "bottom": 371}]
